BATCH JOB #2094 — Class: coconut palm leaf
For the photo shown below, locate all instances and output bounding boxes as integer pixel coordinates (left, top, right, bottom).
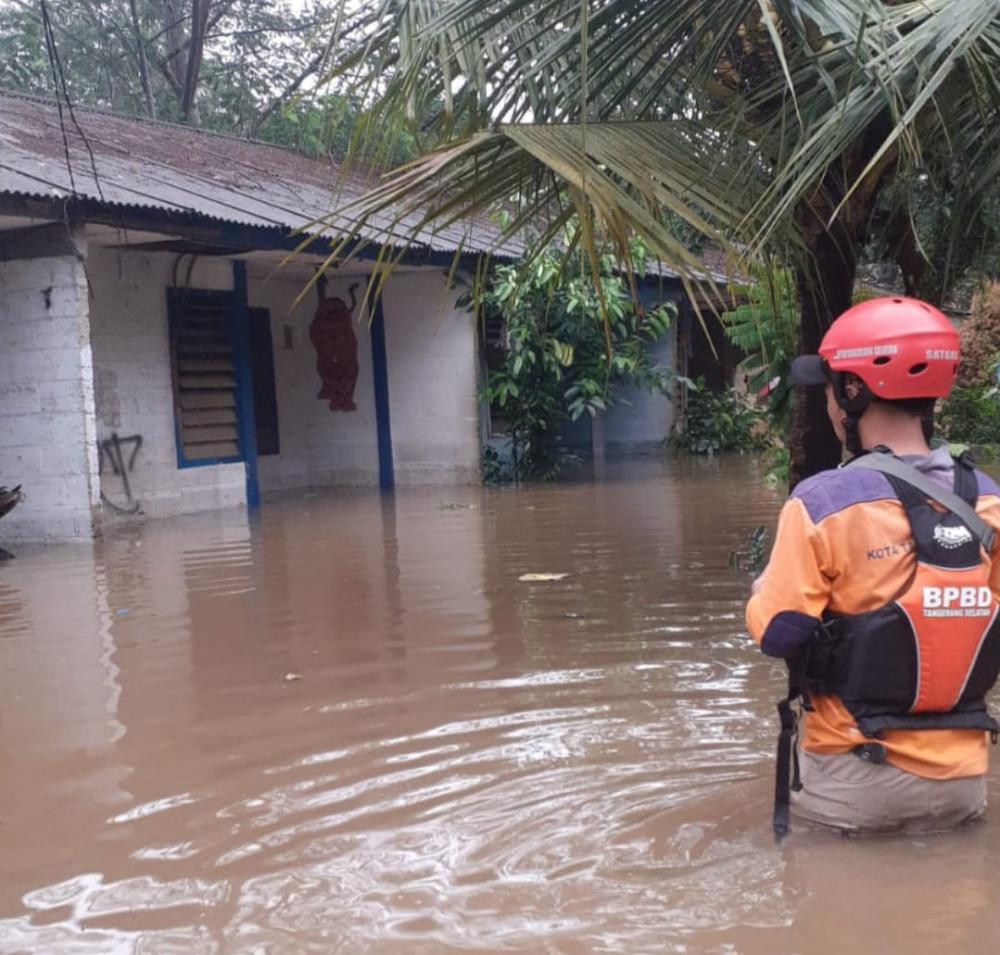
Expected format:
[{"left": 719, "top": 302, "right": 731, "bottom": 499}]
[{"left": 315, "top": 0, "right": 1000, "bottom": 298}]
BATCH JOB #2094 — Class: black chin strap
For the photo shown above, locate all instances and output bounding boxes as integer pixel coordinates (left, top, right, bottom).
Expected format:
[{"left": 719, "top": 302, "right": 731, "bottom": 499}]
[
  {"left": 842, "top": 415, "right": 864, "bottom": 456},
  {"left": 831, "top": 373, "right": 873, "bottom": 456}
]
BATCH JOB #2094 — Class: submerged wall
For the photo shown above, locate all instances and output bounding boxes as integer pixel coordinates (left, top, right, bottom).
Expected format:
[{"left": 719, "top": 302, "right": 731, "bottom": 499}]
[
  {"left": 87, "top": 251, "right": 481, "bottom": 525},
  {"left": 250, "top": 272, "right": 380, "bottom": 492},
  {"left": 87, "top": 249, "right": 246, "bottom": 521},
  {"left": 253, "top": 267, "right": 481, "bottom": 491},
  {"left": 0, "top": 231, "right": 101, "bottom": 542},
  {"left": 382, "top": 271, "right": 481, "bottom": 486},
  {"left": 603, "top": 323, "right": 678, "bottom": 455}
]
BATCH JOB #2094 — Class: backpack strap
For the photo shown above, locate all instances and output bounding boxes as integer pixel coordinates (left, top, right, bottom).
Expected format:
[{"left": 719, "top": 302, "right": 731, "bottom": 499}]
[{"left": 848, "top": 452, "right": 995, "bottom": 552}]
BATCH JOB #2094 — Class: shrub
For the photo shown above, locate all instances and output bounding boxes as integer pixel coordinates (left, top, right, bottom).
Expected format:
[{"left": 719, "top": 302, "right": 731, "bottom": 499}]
[
  {"left": 481, "top": 232, "right": 679, "bottom": 482},
  {"left": 939, "top": 386, "right": 1000, "bottom": 447},
  {"left": 958, "top": 283, "right": 1000, "bottom": 389},
  {"left": 679, "top": 381, "right": 770, "bottom": 455},
  {"left": 722, "top": 265, "right": 799, "bottom": 435}
]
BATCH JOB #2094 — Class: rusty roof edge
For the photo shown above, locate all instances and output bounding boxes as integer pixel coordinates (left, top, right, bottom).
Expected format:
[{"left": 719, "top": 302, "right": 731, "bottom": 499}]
[
  {"left": 0, "top": 188, "right": 528, "bottom": 268},
  {"left": 0, "top": 89, "right": 522, "bottom": 258},
  {"left": 0, "top": 91, "right": 712, "bottom": 278},
  {"left": 0, "top": 88, "right": 347, "bottom": 166}
]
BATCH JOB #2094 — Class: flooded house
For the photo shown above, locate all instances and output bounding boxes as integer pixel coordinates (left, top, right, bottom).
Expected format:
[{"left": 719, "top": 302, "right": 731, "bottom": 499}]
[{"left": 0, "top": 92, "right": 716, "bottom": 543}]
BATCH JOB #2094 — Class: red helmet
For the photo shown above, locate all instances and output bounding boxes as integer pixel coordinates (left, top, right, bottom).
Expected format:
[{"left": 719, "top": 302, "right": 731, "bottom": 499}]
[{"left": 792, "top": 297, "right": 960, "bottom": 400}]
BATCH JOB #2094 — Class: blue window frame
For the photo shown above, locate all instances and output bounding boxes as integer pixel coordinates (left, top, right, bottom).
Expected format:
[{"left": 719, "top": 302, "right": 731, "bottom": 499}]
[{"left": 167, "top": 287, "right": 246, "bottom": 469}]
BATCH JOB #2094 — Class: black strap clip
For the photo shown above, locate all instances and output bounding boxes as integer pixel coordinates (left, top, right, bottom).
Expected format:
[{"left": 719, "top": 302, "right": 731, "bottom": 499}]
[{"left": 854, "top": 742, "right": 887, "bottom": 765}]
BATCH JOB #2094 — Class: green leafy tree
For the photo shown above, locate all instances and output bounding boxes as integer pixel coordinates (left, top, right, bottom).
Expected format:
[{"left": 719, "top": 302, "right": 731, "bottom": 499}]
[
  {"left": 0, "top": 0, "right": 341, "bottom": 133},
  {"left": 254, "top": 93, "right": 418, "bottom": 163},
  {"left": 482, "top": 236, "right": 677, "bottom": 480}
]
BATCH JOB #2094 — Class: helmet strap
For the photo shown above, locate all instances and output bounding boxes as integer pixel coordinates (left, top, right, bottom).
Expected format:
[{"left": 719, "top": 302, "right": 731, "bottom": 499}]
[
  {"left": 842, "top": 414, "right": 864, "bottom": 456},
  {"left": 831, "top": 373, "right": 873, "bottom": 456}
]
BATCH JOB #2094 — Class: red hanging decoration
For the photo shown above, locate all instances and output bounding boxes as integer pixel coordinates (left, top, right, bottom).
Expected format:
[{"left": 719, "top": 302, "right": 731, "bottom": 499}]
[{"left": 310, "top": 283, "right": 359, "bottom": 412}]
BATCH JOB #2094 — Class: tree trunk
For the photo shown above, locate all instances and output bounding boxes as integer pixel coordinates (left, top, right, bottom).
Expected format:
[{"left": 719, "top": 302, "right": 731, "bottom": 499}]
[
  {"left": 127, "top": 0, "right": 156, "bottom": 119},
  {"left": 162, "top": 0, "right": 188, "bottom": 89},
  {"left": 180, "top": 0, "right": 210, "bottom": 124},
  {"left": 788, "top": 120, "right": 897, "bottom": 489},
  {"left": 788, "top": 232, "right": 855, "bottom": 489}
]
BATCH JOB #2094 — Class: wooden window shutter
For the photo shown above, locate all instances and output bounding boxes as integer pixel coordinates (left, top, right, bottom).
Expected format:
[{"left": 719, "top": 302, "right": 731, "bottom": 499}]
[{"left": 168, "top": 289, "right": 243, "bottom": 466}]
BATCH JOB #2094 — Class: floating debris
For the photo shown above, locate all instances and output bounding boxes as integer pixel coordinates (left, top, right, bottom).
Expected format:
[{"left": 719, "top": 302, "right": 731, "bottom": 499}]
[
  {"left": 729, "top": 526, "right": 769, "bottom": 574},
  {"left": 0, "top": 485, "right": 23, "bottom": 521},
  {"left": 518, "top": 573, "right": 569, "bottom": 582},
  {"left": 284, "top": 673, "right": 303, "bottom": 683}
]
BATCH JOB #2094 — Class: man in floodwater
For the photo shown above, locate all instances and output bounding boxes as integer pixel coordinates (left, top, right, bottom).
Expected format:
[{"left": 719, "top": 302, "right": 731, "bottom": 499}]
[{"left": 746, "top": 297, "right": 1000, "bottom": 836}]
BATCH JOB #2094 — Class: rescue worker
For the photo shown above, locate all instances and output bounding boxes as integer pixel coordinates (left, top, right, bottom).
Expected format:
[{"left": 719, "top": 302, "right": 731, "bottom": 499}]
[{"left": 746, "top": 297, "right": 1000, "bottom": 836}]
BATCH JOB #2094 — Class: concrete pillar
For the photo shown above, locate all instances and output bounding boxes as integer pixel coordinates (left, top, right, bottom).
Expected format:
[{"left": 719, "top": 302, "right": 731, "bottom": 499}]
[{"left": 0, "top": 225, "right": 101, "bottom": 542}]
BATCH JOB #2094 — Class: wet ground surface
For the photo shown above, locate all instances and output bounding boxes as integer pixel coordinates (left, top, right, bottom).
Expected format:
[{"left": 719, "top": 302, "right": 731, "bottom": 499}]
[{"left": 1, "top": 456, "right": 1000, "bottom": 954}]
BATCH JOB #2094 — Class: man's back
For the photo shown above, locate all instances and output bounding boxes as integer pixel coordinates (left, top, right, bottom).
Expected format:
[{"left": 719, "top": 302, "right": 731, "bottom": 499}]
[{"left": 747, "top": 448, "right": 1000, "bottom": 780}]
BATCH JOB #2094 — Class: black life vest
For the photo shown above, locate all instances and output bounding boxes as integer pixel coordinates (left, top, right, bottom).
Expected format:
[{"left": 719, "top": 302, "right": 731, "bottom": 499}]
[{"left": 773, "top": 453, "right": 1000, "bottom": 840}]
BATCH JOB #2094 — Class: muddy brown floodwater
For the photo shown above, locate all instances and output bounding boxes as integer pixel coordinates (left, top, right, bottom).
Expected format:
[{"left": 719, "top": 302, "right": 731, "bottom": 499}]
[{"left": 2, "top": 456, "right": 1000, "bottom": 954}]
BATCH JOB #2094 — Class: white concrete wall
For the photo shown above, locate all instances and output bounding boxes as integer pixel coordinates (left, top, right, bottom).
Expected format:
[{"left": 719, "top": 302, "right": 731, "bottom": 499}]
[
  {"left": 604, "top": 324, "right": 677, "bottom": 455},
  {"left": 252, "top": 267, "right": 480, "bottom": 491},
  {"left": 249, "top": 272, "right": 380, "bottom": 491},
  {"left": 84, "top": 252, "right": 480, "bottom": 530},
  {"left": 87, "top": 249, "right": 245, "bottom": 521},
  {"left": 0, "top": 239, "right": 101, "bottom": 542},
  {"left": 382, "top": 272, "right": 480, "bottom": 485}
]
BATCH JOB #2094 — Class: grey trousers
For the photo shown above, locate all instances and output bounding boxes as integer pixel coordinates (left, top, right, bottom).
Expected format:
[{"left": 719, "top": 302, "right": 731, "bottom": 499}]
[{"left": 791, "top": 749, "right": 987, "bottom": 834}]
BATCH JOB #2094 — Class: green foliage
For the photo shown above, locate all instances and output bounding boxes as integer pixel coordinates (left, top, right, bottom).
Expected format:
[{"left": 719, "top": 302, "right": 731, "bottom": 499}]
[
  {"left": 255, "top": 93, "right": 418, "bottom": 163},
  {"left": 480, "top": 446, "right": 513, "bottom": 485},
  {"left": 940, "top": 283, "right": 1000, "bottom": 450},
  {"left": 939, "top": 386, "right": 1000, "bottom": 447},
  {"left": 482, "top": 234, "right": 678, "bottom": 481},
  {"left": 721, "top": 266, "right": 799, "bottom": 433},
  {"left": 729, "top": 526, "right": 769, "bottom": 574},
  {"left": 0, "top": 1, "right": 357, "bottom": 147},
  {"left": 868, "top": 172, "right": 1000, "bottom": 306},
  {"left": 679, "top": 380, "right": 769, "bottom": 456},
  {"left": 762, "top": 446, "right": 791, "bottom": 489},
  {"left": 958, "top": 284, "right": 1000, "bottom": 390}
]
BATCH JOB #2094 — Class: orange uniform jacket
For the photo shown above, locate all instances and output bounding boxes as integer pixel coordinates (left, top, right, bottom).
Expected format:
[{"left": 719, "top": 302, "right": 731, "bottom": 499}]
[{"left": 746, "top": 453, "right": 1000, "bottom": 779}]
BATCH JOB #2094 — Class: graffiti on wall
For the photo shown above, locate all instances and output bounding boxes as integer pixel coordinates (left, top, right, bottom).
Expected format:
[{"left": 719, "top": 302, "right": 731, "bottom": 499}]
[
  {"left": 98, "top": 433, "right": 143, "bottom": 514},
  {"left": 310, "top": 282, "right": 360, "bottom": 412}
]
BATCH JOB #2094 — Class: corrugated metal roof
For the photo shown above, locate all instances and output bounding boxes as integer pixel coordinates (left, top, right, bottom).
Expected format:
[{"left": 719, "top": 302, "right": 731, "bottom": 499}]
[{"left": 0, "top": 91, "right": 522, "bottom": 257}]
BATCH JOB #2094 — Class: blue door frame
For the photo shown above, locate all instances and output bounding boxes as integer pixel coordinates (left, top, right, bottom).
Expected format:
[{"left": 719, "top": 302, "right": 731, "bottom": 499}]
[
  {"left": 370, "top": 297, "right": 395, "bottom": 491},
  {"left": 166, "top": 268, "right": 260, "bottom": 511},
  {"left": 231, "top": 261, "right": 260, "bottom": 510}
]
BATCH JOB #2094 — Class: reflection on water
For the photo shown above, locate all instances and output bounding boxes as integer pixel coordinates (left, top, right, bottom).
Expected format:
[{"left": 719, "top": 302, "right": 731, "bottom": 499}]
[{"left": 1, "top": 457, "right": 999, "bottom": 954}]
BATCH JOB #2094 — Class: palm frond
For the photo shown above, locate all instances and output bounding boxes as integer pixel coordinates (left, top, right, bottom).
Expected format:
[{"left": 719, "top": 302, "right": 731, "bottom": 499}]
[{"left": 314, "top": 0, "right": 1000, "bottom": 307}]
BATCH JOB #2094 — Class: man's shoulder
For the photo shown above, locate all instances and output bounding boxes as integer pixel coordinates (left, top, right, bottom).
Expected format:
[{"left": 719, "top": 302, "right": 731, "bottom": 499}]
[
  {"left": 974, "top": 468, "right": 1000, "bottom": 500},
  {"left": 789, "top": 465, "right": 895, "bottom": 525}
]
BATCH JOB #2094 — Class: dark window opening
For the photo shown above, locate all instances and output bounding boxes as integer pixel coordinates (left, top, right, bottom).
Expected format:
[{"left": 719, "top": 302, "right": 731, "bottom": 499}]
[
  {"left": 249, "top": 308, "right": 280, "bottom": 456},
  {"left": 481, "top": 311, "right": 511, "bottom": 436}
]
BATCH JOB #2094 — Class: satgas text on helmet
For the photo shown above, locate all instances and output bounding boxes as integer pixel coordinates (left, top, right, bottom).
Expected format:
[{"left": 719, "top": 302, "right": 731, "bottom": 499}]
[{"left": 922, "top": 586, "right": 994, "bottom": 618}]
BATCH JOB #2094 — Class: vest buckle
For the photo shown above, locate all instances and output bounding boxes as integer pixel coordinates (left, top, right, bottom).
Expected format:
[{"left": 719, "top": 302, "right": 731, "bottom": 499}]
[{"left": 854, "top": 742, "right": 887, "bottom": 765}]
